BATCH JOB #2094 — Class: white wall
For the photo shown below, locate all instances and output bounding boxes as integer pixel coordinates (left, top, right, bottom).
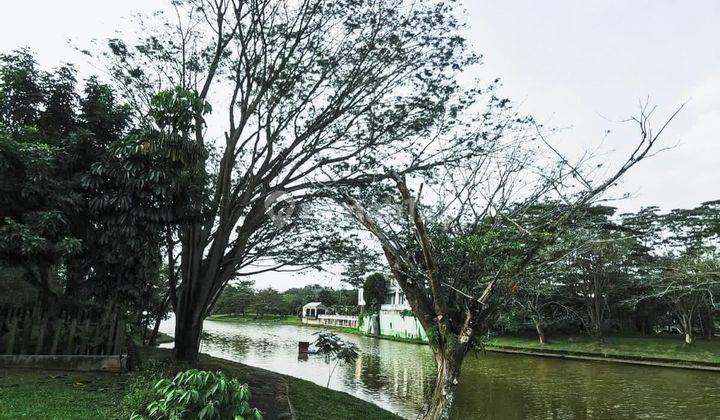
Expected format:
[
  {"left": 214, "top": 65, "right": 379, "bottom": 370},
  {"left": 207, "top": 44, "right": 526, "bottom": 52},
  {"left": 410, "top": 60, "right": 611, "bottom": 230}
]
[{"left": 378, "top": 310, "right": 428, "bottom": 342}]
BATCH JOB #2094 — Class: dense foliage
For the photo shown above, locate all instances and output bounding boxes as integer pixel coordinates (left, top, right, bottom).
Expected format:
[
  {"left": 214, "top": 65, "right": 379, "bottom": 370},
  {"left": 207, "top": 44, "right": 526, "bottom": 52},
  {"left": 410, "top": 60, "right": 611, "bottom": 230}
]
[
  {"left": 212, "top": 282, "right": 358, "bottom": 317},
  {"left": 0, "top": 50, "right": 129, "bottom": 304},
  {"left": 0, "top": 50, "right": 204, "bottom": 343},
  {"left": 362, "top": 273, "right": 389, "bottom": 314},
  {"left": 474, "top": 202, "right": 720, "bottom": 345},
  {"left": 131, "top": 369, "right": 262, "bottom": 420}
]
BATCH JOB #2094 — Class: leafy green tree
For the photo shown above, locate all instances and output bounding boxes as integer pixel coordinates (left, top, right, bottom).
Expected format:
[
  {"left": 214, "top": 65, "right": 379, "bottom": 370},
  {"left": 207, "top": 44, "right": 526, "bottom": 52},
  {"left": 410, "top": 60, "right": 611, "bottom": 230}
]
[
  {"left": 362, "top": 273, "right": 388, "bottom": 314},
  {"left": 317, "top": 288, "right": 338, "bottom": 307},
  {"left": 554, "top": 207, "right": 648, "bottom": 338},
  {"left": 342, "top": 99, "right": 679, "bottom": 417},
  {"left": 0, "top": 50, "right": 129, "bottom": 304},
  {"left": 250, "top": 288, "right": 282, "bottom": 317},
  {"left": 626, "top": 203, "right": 720, "bottom": 343},
  {"left": 0, "top": 50, "right": 192, "bottom": 332},
  {"left": 211, "top": 281, "right": 255, "bottom": 316},
  {"left": 96, "top": 0, "right": 488, "bottom": 364},
  {"left": 313, "top": 331, "right": 360, "bottom": 388},
  {"left": 648, "top": 255, "right": 719, "bottom": 344}
]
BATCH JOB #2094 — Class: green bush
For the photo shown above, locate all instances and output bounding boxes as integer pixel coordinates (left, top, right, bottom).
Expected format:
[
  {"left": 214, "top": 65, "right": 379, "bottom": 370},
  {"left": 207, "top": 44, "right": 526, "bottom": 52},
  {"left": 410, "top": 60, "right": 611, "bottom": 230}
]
[
  {"left": 131, "top": 369, "right": 262, "bottom": 420},
  {"left": 120, "top": 360, "right": 174, "bottom": 419}
]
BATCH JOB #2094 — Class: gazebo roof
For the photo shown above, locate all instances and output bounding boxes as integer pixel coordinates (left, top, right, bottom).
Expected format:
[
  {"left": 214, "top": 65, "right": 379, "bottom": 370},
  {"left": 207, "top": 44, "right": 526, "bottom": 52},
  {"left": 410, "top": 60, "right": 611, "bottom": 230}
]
[{"left": 302, "top": 302, "right": 326, "bottom": 309}]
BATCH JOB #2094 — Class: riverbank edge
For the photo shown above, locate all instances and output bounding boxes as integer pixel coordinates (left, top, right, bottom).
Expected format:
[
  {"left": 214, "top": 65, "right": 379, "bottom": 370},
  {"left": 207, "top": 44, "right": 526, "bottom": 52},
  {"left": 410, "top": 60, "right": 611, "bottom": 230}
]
[{"left": 483, "top": 344, "right": 720, "bottom": 371}]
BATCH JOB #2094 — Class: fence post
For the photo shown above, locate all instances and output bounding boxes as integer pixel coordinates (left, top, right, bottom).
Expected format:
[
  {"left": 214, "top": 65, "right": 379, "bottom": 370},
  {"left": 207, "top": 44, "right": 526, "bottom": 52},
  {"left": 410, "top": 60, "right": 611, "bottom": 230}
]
[
  {"left": 19, "top": 309, "right": 32, "bottom": 355},
  {"left": 66, "top": 316, "right": 78, "bottom": 355},
  {"left": 5, "top": 312, "right": 18, "bottom": 355},
  {"left": 49, "top": 313, "right": 65, "bottom": 355},
  {"left": 35, "top": 313, "right": 48, "bottom": 355}
]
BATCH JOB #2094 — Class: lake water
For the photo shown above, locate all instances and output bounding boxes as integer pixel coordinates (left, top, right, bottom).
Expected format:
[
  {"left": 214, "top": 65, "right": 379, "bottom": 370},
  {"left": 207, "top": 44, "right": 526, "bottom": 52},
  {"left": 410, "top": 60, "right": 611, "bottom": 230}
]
[{"left": 160, "top": 319, "right": 720, "bottom": 419}]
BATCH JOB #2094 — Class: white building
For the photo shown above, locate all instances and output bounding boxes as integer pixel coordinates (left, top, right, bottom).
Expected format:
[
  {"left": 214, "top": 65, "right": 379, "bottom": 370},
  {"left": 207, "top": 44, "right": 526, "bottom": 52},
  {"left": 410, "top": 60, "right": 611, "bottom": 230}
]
[
  {"left": 302, "top": 302, "right": 326, "bottom": 319},
  {"left": 358, "top": 279, "right": 427, "bottom": 342},
  {"left": 301, "top": 301, "right": 359, "bottom": 328}
]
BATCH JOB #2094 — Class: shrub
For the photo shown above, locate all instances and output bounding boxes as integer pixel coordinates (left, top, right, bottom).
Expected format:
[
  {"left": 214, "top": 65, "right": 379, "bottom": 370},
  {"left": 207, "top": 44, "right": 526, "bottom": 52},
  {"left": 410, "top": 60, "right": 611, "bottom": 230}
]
[
  {"left": 120, "top": 360, "right": 174, "bottom": 419},
  {"left": 131, "top": 369, "right": 263, "bottom": 420}
]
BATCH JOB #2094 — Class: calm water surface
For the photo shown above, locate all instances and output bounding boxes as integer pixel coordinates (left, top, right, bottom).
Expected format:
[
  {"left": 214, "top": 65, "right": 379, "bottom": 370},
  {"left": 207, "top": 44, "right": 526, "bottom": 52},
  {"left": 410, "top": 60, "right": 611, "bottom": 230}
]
[{"left": 160, "top": 319, "right": 720, "bottom": 419}]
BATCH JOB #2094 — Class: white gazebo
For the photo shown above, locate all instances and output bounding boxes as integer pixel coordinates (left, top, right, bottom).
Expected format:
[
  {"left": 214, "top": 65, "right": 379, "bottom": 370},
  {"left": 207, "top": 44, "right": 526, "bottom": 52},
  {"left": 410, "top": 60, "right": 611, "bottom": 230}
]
[{"left": 302, "top": 302, "right": 326, "bottom": 319}]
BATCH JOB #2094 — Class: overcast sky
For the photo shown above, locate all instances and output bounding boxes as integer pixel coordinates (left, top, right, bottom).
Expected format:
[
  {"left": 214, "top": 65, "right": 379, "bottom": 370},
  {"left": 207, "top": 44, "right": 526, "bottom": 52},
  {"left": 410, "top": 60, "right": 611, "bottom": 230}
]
[{"left": 1, "top": 1, "right": 717, "bottom": 290}]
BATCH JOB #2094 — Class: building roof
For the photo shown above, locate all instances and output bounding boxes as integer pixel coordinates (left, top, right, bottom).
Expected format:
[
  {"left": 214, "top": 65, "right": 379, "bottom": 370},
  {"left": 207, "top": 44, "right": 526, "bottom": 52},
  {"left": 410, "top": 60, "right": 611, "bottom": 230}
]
[{"left": 302, "top": 302, "right": 326, "bottom": 309}]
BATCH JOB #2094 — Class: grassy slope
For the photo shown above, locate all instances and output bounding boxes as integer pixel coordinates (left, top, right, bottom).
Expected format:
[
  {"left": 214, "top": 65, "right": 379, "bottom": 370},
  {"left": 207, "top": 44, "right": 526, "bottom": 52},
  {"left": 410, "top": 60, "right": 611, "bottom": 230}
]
[
  {"left": 287, "top": 377, "right": 401, "bottom": 420},
  {"left": 0, "top": 370, "right": 125, "bottom": 419},
  {"left": 487, "top": 335, "right": 720, "bottom": 364}
]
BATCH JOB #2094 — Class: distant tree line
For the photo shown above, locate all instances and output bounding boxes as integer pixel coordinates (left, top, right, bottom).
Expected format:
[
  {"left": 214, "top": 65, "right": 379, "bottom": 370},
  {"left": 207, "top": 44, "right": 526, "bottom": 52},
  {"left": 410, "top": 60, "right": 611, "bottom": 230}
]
[
  {"left": 484, "top": 202, "right": 720, "bottom": 345},
  {"left": 211, "top": 282, "right": 359, "bottom": 317}
]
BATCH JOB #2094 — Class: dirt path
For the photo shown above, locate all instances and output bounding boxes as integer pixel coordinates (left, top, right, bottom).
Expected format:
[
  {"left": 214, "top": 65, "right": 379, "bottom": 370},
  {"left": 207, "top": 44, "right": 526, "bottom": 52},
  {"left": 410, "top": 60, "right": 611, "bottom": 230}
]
[{"left": 199, "top": 355, "right": 294, "bottom": 419}]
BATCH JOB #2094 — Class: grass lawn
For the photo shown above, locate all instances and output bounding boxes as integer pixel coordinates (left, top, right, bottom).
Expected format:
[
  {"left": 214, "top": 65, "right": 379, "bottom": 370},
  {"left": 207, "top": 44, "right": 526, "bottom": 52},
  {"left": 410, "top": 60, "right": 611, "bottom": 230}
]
[
  {"left": 208, "top": 313, "right": 304, "bottom": 326},
  {"left": 287, "top": 377, "right": 401, "bottom": 420},
  {"left": 487, "top": 335, "right": 720, "bottom": 365},
  {"left": 0, "top": 370, "right": 125, "bottom": 419}
]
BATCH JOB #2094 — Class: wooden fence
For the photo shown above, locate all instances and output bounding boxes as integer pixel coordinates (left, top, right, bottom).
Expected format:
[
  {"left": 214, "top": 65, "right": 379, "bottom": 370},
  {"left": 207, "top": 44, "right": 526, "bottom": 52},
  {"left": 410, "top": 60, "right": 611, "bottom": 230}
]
[{"left": 0, "top": 304, "right": 126, "bottom": 356}]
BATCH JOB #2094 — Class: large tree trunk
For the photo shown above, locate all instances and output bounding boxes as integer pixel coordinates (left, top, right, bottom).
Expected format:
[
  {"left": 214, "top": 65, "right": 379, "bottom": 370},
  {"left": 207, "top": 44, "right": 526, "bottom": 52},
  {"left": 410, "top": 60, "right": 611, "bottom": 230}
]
[
  {"left": 591, "top": 295, "right": 604, "bottom": 338},
  {"left": 148, "top": 315, "right": 163, "bottom": 346},
  {"left": 173, "top": 304, "right": 205, "bottom": 363},
  {"left": 64, "top": 257, "right": 85, "bottom": 297},
  {"left": 173, "top": 224, "right": 216, "bottom": 364},
  {"left": 425, "top": 350, "right": 464, "bottom": 420}
]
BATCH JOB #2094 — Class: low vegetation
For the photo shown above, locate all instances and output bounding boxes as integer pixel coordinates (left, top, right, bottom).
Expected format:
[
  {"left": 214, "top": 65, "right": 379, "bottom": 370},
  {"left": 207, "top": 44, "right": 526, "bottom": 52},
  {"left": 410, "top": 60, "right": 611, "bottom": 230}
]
[{"left": 130, "top": 369, "right": 262, "bottom": 420}]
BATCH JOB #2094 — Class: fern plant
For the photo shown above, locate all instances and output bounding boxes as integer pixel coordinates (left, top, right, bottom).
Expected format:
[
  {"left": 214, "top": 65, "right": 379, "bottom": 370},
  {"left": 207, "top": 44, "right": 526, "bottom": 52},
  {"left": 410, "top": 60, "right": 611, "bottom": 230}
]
[{"left": 131, "top": 369, "right": 263, "bottom": 420}]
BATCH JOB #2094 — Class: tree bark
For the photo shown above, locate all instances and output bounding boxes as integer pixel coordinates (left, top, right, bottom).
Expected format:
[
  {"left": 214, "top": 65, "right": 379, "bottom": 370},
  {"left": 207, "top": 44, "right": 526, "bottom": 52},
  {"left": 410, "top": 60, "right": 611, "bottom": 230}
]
[
  {"left": 173, "top": 223, "right": 217, "bottom": 363},
  {"left": 534, "top": 320, "right": 546, "bottom": 345},
  {"left": 173, "top": 305, "right": 204, "bottom": 363},
  {"left": 148, "top": 295, "right": 170, "bottom": 346},
  {"left": 701, "top": 310, "right": 714, "bottom": 340},
  {"left": 680, "top": 312, "right": 694, "bottom": 345},
  {"left": 148, "top": 315, "right": 163, "bottom": 347},
  {"left": 424, "top": 350, "right": 463, "bottom": 420}
]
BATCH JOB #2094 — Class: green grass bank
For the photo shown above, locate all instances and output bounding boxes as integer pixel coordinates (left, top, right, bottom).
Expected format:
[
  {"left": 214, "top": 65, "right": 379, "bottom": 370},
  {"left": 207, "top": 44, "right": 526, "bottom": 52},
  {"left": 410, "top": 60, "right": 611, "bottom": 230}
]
[
  {"left": 485, "top": 335, "right": 720, "bottom": 368},
  {"left": 208, "top": 313, "right": 304, "bottom": 326}
]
